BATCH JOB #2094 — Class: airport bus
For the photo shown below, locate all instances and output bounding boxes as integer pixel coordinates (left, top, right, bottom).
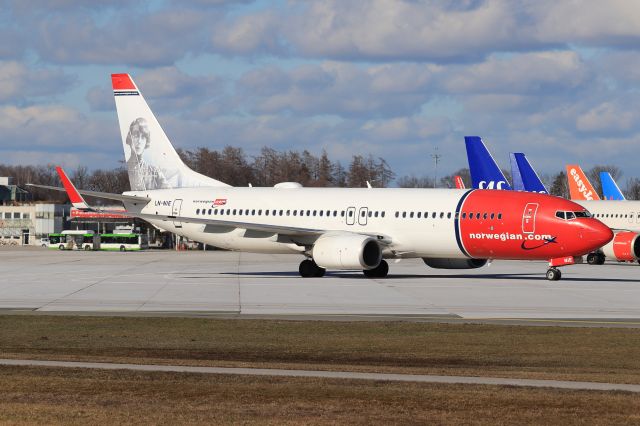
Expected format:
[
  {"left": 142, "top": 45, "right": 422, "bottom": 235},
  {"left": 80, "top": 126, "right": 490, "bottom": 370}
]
[
  {"left": 45, "top": 230, "right": 98, "bottom": 250},
  {"left": 99, "top": 233, "right": 148, "bottom": 251}
]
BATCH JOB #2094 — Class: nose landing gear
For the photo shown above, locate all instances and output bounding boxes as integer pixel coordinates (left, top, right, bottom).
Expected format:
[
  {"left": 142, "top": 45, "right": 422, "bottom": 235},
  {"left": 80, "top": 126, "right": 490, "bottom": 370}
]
[{"left": 546, "top": 267, "right": 561, "bottom": 281}]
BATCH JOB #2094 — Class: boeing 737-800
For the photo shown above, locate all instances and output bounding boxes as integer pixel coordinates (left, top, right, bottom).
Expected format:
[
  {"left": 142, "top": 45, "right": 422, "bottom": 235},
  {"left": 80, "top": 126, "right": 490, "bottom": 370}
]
[{"left": 30, "top": 75, "right": 613, "bottom": 281}]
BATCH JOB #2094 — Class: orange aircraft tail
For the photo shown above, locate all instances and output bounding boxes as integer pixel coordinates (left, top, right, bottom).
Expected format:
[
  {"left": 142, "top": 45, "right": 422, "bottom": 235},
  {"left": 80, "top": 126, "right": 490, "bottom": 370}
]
[{"left": 566, "top": 165, "right": 600, "bottom": 200}]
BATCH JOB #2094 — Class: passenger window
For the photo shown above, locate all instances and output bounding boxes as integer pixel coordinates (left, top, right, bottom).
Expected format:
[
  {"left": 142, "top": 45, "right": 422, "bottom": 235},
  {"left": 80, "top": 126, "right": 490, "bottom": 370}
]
[
  {"left": 402, "top": 212, "right": 407, "bottom": 218},
  {"left": 417, "top": 212, "right": 421, "bottom": 218},
  {"left": 490, "top": 213, "right": 495, "bottom": 219},
  {"left": 381, "top": 212, "right": 385, "bottom": 218},
  {"left": 279, "top": 210, "right": 283, "bottom": 216},
  {"left": 252, "top": 209, "right": 256, "bottom": 215},
  {"left": 498, "top": 213, "right": 502, "bottom": 220},
  {"left": 348, "top": 211, "right": 353, "bottom": 217},
  {"left": 208, "top": 209, "right": 212, "bottom": 215},
  {"left": 196, "top": 209, "right": 200, "bottom": 214},
  {"left": 258, "top": 210, "right": 262, "bottom": 215},
  {"left": 286, "top": 210, "right": 290, "bottom": 216},
  {"left": 447, "top": 212, "right": 451, "bottom": 219},
  {"left": 395, "top": 212, "right": 399, "bottom": 218},
  {"left": 265, "top": 210, "right": 269, "bottom": 216},
  {"left": 440, "top": 212, "right": 444, "bottom": 219},
  {"left": 409, "top": 212, "right": 414, "bottom": 218},
  {"left": 483, "top": 213, "right": 487, "bottom": 220},
  {"left": 432, "top": 212, "right": 436, "bottom": 218},
  {"left": 313, "top": 210, "right": 317, "bottom": 216},
  {"left": 306, "top": 210, "right": 311, "bottom": 216},
  {"left": 319, "top": 211, "right": 323, "bottom": 217},
  {"left": 475, "top": 213, "right": 480, "bottom": 219},
  {"left": 341, "top": 211, "right": 345, "bottom": 217},
  {"left": 293, "top": 210, "right": 297, "bottom": 216},
  {"left": 245, "top": 209, "right": 249, "bottom": 215},
  {"left": 239, "top": 210, "right": 243, "bottom": 216},
  {"left": 333, "top": 211, "right": 338, "bottom": 217},
  {"left": 462, "top": 212, "right": 466, "bottom": 219},
  {"left": 368, "top": 211, "right": 372, "bottom": 217},
  {"left": 233, "top": 209, "right": 237, "bottom": 215},
  {"left": 424, "top": 212, "right": 428, "bottom": 217},
  {"left": 374, "top": 211, "right": 379, "bottom": 218}
]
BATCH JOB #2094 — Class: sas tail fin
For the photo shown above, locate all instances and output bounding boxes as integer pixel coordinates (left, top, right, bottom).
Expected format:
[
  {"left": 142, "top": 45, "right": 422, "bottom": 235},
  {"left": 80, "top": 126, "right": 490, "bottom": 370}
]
[
  {"left": 464, "top": 136, "right": 512, "bottom": 190},
  {"left": 454, "top": 175, "right": 465, "bottom": 189},
  {"left": 111, "top": 73, "right": 230, "bottom": 191},
  {"left": 510, "top": 153, "right": 548, "bottom": 194},
  {"left": 600, "top": 171, "right": 625, "bottom": 200},
  {"left": 566, "top": 165, "right": 600, "bottom": 200}
]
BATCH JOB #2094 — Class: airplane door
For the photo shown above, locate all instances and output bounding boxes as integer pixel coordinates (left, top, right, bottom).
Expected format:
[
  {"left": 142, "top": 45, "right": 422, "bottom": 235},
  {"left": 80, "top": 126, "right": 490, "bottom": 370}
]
[
  {"left": 358, "top": 207, "right": 368, "bottom": 226},
  {"left": 522, "top": 203, "right": 538, "bottom": 234},
  {"left": 346, "top": 207, "right": 356, "bottom": 225},
  {"left": 172, "top": 199, "right": 183, "bottom": 228}
]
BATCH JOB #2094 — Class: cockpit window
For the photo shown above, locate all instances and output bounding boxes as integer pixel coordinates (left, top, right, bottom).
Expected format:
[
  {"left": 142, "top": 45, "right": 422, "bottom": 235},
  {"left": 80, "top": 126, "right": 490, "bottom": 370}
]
[
  {"left": 555, "top": 211, "right": 565, "bottom": 220},
  {"left": 574, "top": 211, "right": 591, "bottom": 218},
  {"left": 566, "top": 211, "right": 575, "bottom": 220}
]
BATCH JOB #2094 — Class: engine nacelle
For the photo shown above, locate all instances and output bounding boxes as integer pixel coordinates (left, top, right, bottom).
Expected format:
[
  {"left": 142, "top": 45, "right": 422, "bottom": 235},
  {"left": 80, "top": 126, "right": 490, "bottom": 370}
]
[
  {"left": 312, "top": 232, "right": 382, "bottom": 270},
  {"left": 601, "top": 231, "right": 640, "bottom": 261},
  {"left": 422, "top": 258, "right": 488, "bottom": 269}
]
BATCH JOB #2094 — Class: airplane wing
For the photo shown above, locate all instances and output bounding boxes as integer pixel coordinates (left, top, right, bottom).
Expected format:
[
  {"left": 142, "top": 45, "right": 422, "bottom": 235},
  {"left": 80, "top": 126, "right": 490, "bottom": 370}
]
[{"left": 26, "top": 183, "right": 151, "bottom": 205}]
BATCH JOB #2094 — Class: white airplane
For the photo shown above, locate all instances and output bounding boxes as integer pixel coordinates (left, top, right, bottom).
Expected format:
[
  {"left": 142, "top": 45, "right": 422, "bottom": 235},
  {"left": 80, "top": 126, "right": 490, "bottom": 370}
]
[{"left": 30, "top": 74, "right": 613, "bottom": 281}]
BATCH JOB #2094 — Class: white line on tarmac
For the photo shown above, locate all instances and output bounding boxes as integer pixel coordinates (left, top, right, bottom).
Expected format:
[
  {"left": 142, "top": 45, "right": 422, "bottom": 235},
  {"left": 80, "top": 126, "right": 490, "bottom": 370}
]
[{"left": 1, "top": 359, "right": 639, "bottom": 393}]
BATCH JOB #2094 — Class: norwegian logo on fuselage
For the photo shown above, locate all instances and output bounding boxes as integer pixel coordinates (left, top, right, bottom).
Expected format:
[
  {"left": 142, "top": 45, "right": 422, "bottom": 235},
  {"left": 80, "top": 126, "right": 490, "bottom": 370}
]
[
  {"left": 213, "top": 198, "right": 227, "bottom": 206},
  {"left": 478, "top": 180, "right": 508, "bottom": 190},
  {"left": 569, "top": 168, "right": 595, "bottom": 200}
]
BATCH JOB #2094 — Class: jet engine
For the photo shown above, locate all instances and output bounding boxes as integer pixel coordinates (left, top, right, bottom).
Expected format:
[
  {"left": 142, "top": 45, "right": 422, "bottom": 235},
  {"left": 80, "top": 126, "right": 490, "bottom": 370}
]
[
  {"left": 422, "top": 258, "right": 488, "bottom": 269},
  {"left": 601, "top": 231, "right": 640, "bottom": 261},
  {"left": 312, "top": 233, "right": 382, "bottom": 270}
]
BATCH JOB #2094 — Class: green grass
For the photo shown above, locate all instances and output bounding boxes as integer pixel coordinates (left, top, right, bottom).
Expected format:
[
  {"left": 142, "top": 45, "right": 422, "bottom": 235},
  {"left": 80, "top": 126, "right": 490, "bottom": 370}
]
[{"left": 1, "top": 316, "right": 639, "bottom": 383}]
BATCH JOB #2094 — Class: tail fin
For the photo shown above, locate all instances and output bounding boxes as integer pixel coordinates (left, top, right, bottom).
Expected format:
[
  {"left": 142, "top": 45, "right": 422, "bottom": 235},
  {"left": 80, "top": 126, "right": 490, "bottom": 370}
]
[
  {"left": 509, "top": 153, "right": 525, "bottom": 191},
  {"left": 454, "top": 175, "right": 465, "bottom": 189},
  {"left": 111, "top": 74, "right": 229, "bottom": 191},
  {"left": 464, "top": 136, "right": 512, "bottom": 190},
  {"left": 566, "top": 165, "right": 600, "bottom": 200},
  {"left": 600, "top": 171, "right": 625, "bottom": 200},
  {"left": 510, "top": 153, "right": 548, "bottom": 194}
]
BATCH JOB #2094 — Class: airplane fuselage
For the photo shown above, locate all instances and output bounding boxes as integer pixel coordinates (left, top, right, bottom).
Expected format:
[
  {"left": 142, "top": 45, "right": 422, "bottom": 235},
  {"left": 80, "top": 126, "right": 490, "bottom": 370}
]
[{"left": 122, "top": 187, "right": 611, "bottom": 261}]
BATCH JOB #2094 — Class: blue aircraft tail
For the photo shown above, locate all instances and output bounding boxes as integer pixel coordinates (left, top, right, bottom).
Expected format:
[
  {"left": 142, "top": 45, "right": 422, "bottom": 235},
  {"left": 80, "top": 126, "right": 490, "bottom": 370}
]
[
  {"left": 464, "top": 136, "right": 512, "bottom": 190},
  {"left": 510, "top": 153, "right": 548, "bottom": 194},
  {"left": 509, "top": 153, "right": 525, "bottom": 191},
  {"left": 600, "top": 172, "right": 625, "bottom": 200}
]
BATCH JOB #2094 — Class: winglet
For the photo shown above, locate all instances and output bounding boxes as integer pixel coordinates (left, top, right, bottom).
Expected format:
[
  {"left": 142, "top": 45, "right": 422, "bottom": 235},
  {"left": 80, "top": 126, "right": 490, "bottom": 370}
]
[
  {"left": 55, "top": 166, "right": 91, "bottom": 209},
  {"left": 566, "top": 165, "right": 600, "bottom": 200}
]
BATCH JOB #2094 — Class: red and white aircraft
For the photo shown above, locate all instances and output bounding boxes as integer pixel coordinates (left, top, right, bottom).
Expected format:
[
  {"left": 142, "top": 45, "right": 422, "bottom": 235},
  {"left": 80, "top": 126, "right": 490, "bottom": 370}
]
[{"left": 31, "top": 74, "right": 613, "bottom": 280}]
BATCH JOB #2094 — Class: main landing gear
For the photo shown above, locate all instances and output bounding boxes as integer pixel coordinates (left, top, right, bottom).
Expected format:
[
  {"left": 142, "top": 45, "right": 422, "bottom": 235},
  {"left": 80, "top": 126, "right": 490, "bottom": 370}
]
[
  {"left": 299, "top": 259, "right": 325, "bottom": 277},
  {"left": 586, "top": 252, "right": 606, "bottom": 265},
  {"left": 363, "top": 260, "right": 389, "bottom": 278}
]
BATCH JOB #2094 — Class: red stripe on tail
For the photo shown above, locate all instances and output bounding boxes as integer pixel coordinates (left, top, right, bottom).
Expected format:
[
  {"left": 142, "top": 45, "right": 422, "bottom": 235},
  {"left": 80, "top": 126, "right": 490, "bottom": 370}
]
[{"left": 111, "top": 73, "right": 136, "bottom": 91}]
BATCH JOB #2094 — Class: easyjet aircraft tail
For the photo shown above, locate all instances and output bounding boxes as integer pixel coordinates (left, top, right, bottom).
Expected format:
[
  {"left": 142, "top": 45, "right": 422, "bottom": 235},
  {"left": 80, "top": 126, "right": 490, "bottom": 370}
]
[
  {"left": 566, "top": 165, "right": 600, "bottom": 201},
  {"left": 600, "top": 172, "right": 626, "bottom": 200},
  {"left": 464, "top": 136, "right": 512, "bottom": 190},
  {"left": 111, "top": 73, "right": 229, "bottom": 191}
]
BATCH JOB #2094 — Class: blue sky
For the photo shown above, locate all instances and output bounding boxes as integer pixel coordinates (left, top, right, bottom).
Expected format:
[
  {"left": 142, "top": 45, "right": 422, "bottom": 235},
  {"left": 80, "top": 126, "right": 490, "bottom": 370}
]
[{"left": 1, "top": 0, "right": 640, "bottom": 184}]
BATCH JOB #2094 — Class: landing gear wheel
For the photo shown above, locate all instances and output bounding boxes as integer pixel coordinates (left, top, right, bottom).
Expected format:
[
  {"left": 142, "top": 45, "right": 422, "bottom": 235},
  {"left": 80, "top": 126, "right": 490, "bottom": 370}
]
[
  {"left": 596, "top": 253, "right": 606, "bottom": 265},
  {"left": 299, "top": 259, "right": 325, "bottom": 278},
  {"left": 363, "top": 260, "right": 389, "bottom": 278},
  {"left": 546, "top": 267, "right": 561, "bottom": 281},
  {"left": 586, "top": 253, "right": 597, "bottom": 265}
]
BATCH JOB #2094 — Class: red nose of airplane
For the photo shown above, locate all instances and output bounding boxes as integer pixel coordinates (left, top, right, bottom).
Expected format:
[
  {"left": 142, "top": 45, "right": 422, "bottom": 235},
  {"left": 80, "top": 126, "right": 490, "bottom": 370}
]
[{"left": 581, "top": 218, "right": 613, "bottom": 252}]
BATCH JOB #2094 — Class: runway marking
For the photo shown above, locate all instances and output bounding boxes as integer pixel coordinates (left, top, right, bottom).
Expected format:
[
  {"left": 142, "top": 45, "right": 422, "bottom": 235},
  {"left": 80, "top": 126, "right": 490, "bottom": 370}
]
[{"left": 1, "top": 359, "right": 638, "bottom": 393}]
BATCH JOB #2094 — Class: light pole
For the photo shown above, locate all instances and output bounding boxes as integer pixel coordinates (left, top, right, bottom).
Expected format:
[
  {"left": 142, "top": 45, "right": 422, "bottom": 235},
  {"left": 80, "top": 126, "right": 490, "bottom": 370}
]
[{"left": 431, "top": 147, "right": 441, "bottom": 188}]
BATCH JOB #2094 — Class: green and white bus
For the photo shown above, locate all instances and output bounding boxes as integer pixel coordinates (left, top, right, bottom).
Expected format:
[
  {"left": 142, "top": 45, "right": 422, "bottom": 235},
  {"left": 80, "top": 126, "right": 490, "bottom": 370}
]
[
  {"left": 99, "top": 233, "right": 148, "bottom": 251},
  {"left": 45, "top": 230, "right": 98, "bottom": 250}
]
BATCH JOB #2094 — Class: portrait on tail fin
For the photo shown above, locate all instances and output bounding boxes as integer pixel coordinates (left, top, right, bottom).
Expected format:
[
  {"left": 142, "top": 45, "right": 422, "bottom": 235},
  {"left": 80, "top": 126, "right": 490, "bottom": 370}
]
[{"left": 125, "top": 117, "right": 168, "bottom": 191}]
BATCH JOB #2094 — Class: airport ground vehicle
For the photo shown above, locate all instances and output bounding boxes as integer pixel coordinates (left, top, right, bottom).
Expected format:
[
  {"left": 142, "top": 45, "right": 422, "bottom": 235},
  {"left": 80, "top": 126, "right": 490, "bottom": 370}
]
[
  {"left": 100, "top": 233, "right": 148, "bottom": 251},
  {"left": 45, "top": 230, "right": 97, "bottom": 250}
]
